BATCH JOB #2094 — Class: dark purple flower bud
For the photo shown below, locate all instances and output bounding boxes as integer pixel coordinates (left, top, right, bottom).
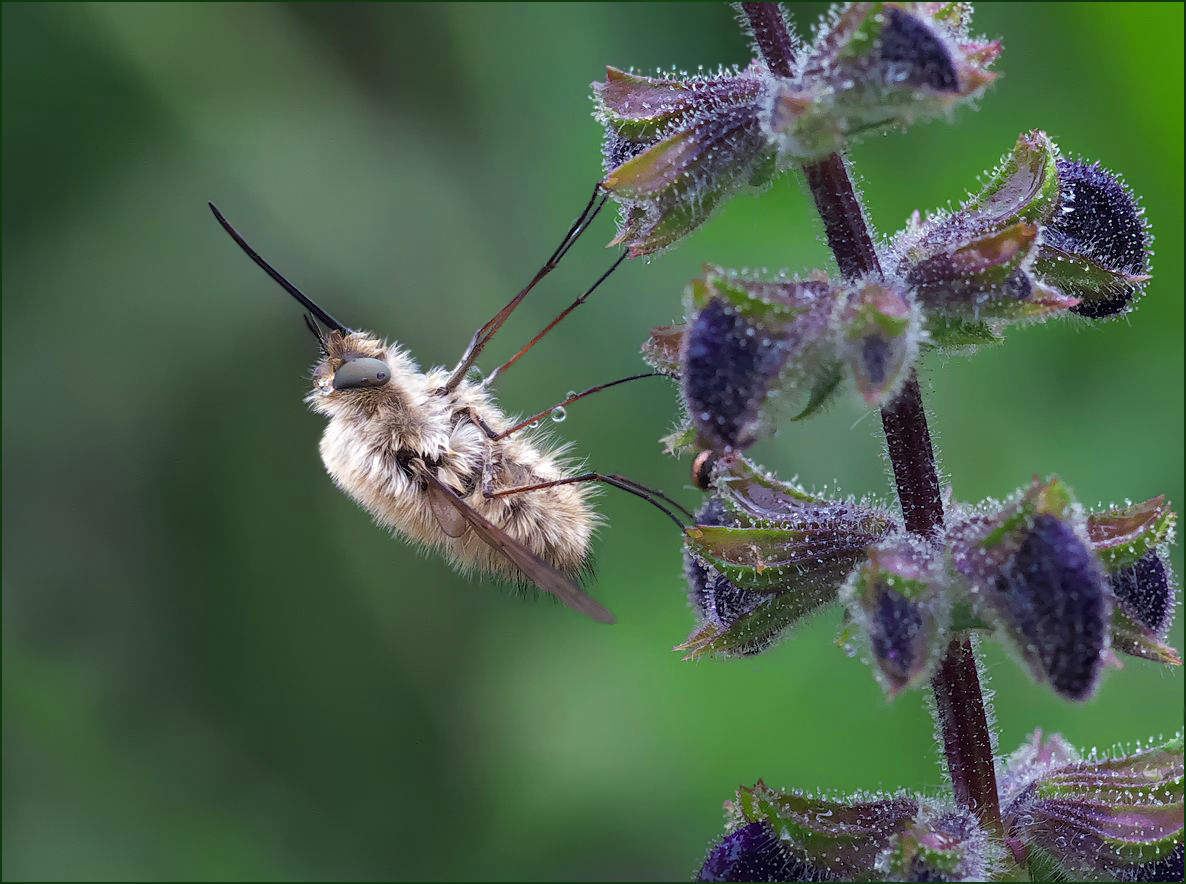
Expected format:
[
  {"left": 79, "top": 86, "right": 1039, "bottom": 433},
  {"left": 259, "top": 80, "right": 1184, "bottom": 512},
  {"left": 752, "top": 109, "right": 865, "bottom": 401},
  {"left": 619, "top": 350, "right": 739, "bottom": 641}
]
[
  {"left": 696, "top": 821, "right": 813, "bottom": 883},
  {"left": 1112, "top": 554, "right": 1173, "bottom": 636},
  {"left": 1126, "top": 841, "right": 1183, "bottom": 882},
  {"left": 683, "top": 499, "right": 775, "bottom": 658},
  {"left": 679, "top": 270, "right": 836, "bottom": 451},
  {"left": 835, "top": 281, "right": 922, "bottom": 406},
  {"left": 950, "top": 478, "right": 1111, "bottom": 700},
  {"left": 679, "top": 456, "right": 896, "bottom": 660},
  {"left": 890, "top": 131, "right": 1092, "bottom": 341},
  {"left": 1113, "top": 555, "right": 1169, "bottom": 631},
  {"left": 765, "top": 4, "right": 999, "bottom": 159},
  {"left": 877, "top": 807, "right": 994, "bottom": 882},
  {"left": 1039, "top": 159, "right": 1152, "bottom": 318},
  {"left": 892, "top": 130, "right": 1153, "bottom": 331},
  {"left": 878, "top": 6, "right": 959, "bottom": 92},
  {"left": 1002, "top": 733, "right": 1184, "bottom": 882},
  {"left": 1088, "top": 498, "right": 1180, "bottom": 666},
  {"left": 733, "top": 780, "right": 921, "bottom": 881},
  {"left": 593, "top": 65, "right": 778, "bottom": 256},
  {"left": 997, "top": 513, "right": 1109, "bottom": 699},
  {"left": 683, "top": 296, "right": 796, "bottom": 450},
  {"left": 845, "top": 538, "right": 946, "bottom": 696}
]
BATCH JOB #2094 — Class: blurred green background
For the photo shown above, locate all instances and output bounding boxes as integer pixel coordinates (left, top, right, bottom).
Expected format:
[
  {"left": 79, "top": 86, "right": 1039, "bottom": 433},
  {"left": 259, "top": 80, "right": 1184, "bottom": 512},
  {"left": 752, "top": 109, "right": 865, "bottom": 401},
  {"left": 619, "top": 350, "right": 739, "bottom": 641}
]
[{"left": 3, "top": 2, "right": 1182, "bottom": 880}]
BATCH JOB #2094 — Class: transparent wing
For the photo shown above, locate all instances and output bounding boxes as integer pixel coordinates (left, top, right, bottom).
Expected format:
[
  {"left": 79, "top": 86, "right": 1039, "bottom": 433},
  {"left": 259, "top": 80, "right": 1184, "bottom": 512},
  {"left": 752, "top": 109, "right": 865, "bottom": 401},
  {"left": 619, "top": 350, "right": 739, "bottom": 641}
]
[
  {"left": 427, "top": 483, "right": 471, "bottom": 538},
  {"left": 423, "top": 473, "right": 615, "bottom": 624}
]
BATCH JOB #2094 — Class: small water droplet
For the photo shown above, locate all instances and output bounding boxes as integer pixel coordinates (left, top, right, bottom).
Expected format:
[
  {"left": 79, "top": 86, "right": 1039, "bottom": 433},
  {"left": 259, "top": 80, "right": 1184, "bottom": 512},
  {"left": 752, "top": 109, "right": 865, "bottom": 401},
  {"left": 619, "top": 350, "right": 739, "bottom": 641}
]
[{"left": 550, "top": 407, "right": 567, "bottom": 423}]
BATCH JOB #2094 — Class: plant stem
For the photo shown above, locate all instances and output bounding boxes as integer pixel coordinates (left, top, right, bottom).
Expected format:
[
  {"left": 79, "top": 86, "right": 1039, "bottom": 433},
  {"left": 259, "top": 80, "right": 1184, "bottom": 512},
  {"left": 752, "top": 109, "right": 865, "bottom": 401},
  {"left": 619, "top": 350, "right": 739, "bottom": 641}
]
[
  {"left": 738, "top": 2, "right": 796, "bottom": 78},
  {"left": 739, "top": 1, "right": 1004, "bottom": 839}
]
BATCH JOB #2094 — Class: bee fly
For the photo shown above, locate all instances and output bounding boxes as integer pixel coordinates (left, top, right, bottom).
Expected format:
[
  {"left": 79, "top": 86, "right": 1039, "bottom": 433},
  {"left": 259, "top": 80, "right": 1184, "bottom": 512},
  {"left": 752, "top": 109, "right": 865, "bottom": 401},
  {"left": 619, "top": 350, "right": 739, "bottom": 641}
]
[{"left": 209, "top": 188, "right": 689, "bottom": 624}]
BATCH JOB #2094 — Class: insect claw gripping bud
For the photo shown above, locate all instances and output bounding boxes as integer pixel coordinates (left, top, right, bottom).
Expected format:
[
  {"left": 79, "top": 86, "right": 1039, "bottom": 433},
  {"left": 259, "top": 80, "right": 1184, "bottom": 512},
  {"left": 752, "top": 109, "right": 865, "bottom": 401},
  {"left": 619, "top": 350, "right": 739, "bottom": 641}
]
[
  {"left": 1000, "top": 731, "right": 1185, "bottom": 882},
  {"left": 949, "top": 477, "right": 1111, "bottom": 700}
]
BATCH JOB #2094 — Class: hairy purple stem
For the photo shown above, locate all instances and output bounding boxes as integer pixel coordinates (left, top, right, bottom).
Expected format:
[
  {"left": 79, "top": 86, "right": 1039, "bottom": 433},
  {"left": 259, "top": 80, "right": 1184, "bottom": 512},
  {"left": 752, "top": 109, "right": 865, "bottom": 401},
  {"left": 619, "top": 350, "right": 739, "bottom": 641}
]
[
  {"left": 739, "top": 0, "right": 1003, "bottom": 840},
  {"left": 738, "top": 2, "right": 796, "bottom": 78}
]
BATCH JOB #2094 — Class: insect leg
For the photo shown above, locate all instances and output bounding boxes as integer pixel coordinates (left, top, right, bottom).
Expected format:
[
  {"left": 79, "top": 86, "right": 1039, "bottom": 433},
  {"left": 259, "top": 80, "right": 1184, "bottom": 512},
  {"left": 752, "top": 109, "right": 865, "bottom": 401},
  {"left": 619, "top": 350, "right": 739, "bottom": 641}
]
[
  {"left": 456, "top": 406, "right": 501, "bottom": 441},
  {"left": 485, "top": 472, "right": 693, "bottom": 530},
  {"left": 444, "top": 183, "right": 607, "bottom": 392},
  {"left": 483, "top": 251, "right": 627, "bottom": 387},
  {"left": 492, "top": 372, "right": 668, "bottom": 441}
]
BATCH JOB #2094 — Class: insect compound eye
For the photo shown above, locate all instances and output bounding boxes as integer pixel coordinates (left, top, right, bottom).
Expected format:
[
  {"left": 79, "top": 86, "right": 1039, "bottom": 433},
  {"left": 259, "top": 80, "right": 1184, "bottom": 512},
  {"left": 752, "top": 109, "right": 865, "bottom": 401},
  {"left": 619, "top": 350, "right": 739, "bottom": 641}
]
[{"left": 332, "top": 357, "right": 391, "bottom": 391}]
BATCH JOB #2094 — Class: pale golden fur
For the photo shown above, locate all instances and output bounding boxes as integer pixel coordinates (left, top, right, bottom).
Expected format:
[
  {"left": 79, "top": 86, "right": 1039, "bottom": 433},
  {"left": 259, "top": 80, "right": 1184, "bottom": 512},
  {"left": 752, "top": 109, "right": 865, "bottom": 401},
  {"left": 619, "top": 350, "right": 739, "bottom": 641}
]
[{"left": 307, "top": 331, "right": 598, "bottom": 582}]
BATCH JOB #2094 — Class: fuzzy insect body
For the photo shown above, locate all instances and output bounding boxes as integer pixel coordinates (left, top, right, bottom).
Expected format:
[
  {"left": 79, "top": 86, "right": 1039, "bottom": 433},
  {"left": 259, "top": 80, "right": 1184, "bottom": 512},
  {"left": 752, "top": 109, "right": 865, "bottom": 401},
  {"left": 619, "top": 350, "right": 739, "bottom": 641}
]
[
  {"left": 310, "top": 330, "right": 598, "bottom": 591},
  {"left": 208, "top": 198, "right": 648, "bottom": 624}
]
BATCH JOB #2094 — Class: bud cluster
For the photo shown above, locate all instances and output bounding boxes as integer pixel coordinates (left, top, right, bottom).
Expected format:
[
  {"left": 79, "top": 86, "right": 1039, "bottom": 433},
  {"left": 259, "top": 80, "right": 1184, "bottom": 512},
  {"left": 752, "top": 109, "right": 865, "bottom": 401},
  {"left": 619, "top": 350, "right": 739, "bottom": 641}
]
[
  {"left": 594, "top": 2, "right": 1000, "bottom": 255},
  {"left": 889, "top": 130, "right": 1153, "bottom": 327},
  {"left": 586, "top": 3, "right": 1179, "bottom": 880},
  {"left": 642, "top": 129, "right": 1153, "bottom": 456},
  {"left": 697, "top": 731, "right": 1183, "bottom": 882},
  {"left": 682, "top": 460, "right": 1179, "bottom": 706},
  {"left": 999, "top": 730, "right": 1184, "bottom": 882}
]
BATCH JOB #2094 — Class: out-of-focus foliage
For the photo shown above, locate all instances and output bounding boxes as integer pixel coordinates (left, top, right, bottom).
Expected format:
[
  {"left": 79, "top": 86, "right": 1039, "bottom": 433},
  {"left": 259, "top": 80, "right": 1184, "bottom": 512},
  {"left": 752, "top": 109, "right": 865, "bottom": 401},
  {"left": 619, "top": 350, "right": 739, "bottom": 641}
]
[{"left": 2, "top": 3, "right": 1181, "bottom": 880}]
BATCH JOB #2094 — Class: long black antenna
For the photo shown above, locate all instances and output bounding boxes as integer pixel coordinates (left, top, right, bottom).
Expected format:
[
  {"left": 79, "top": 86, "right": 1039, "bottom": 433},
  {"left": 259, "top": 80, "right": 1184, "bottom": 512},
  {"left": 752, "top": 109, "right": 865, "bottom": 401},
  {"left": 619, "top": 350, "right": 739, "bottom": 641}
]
[{"left": 209, "top": 202, "right": 350, "bottom": 335}]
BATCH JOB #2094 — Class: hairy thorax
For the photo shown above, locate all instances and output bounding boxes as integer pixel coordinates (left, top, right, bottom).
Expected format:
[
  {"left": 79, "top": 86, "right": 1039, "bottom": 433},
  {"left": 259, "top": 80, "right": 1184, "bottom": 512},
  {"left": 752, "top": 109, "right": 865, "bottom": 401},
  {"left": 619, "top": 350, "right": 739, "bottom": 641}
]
[{"left": 308, "top": 334, "right": 596, "bottom": 580}]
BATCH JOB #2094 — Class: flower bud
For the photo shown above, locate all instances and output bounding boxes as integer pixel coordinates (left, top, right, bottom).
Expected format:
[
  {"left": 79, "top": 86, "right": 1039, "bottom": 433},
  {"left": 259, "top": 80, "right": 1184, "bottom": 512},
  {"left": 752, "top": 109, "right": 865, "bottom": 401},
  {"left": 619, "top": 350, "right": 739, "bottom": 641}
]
[
  {"left": 835, "top": 280, "right": 922, "bottom": 406},
  {"left": 891, "top": 131, "right": 1081, "bottom": 335},
  {"left": 1002, "top": 732, "right": 1184, "bottom": 882},
  {"left": 890, "top": 130, "right": 1153, "bottom": 336},
  {"left": 682, "top": 499, "right": 787, "bottom": 659},
  {"left": 1111, "top": 554, "right": 1175, "bottom": 648},
  {"left": 949, "top": 478, "right": 1110, "bottom": 700},
  {"left": 732, "top": 780, "right": 922, "bottom": 881},
  {"left": 680, "top": 269, "right": 837, "bottom": 450},
  {"left": 1038, "top": 159, "right": 1152, "bottom": 318},
  {"left": 688, "top": 456, "right": 895, "bottom": 591},
  {"left": 997, "top": 729, "right": 1079, "bottom": 807},
  {"left": 678, "top": 456, "right": 896, "bottom": 660},
  {"left": 763, "top": 4, "right": 1000, "bottom": 161},
  {"left": 844, "top": 537, "right": 947, "bottom": 696},
  {"left": 695, "top": 821, "right": 805, "bottom": 882},
  {"left": 594, "top": 65, "right": 778, "bottom": 256},
  {"left": 1088, "top": 498, "right": 1179, "bottom": 666},
  {"left": 877, "top": 806, "right": 995, "bottom": 882}
]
